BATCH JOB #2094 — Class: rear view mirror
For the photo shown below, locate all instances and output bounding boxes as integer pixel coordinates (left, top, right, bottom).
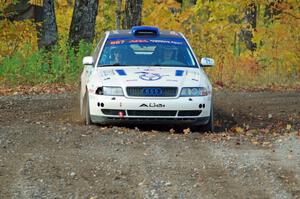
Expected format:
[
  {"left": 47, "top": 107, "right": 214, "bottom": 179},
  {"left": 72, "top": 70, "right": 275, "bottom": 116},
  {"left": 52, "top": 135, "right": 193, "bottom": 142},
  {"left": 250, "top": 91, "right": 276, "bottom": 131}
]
[
  {"left": 83, "top": 56, "right": 94, "bottom": 65},
  {"left": 200, "top": 57, "right": 215, "bottom": 67}
]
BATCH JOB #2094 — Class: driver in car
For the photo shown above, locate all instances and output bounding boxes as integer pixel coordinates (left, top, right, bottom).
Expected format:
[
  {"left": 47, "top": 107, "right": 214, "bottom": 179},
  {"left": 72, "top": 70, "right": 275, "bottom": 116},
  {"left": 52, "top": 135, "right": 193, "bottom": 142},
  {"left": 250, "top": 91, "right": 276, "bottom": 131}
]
[
  {"left": 160, "top": 45, "right": 180, "bottom": 65},
  {"left": 110, "top": 48, "right": 123, "bottom": 65}
]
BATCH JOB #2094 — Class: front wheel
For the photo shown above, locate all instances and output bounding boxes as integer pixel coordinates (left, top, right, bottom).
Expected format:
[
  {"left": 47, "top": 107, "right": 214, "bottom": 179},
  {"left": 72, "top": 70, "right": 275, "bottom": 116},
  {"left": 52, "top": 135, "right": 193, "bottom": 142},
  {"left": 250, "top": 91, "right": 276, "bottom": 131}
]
[
  {"left": 201, "top": 106, "right": 214, "bottom": 133},
  {"left": 82, "top": 93, "right": 92, "bottom": 125}
]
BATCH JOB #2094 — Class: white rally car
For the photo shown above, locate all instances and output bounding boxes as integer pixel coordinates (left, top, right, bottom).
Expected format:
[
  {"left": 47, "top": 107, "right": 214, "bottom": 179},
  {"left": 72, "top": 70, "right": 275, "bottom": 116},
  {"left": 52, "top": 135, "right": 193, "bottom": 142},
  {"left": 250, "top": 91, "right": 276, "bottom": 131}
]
[{"left": 80, "top": 26, "right": 215, "bottom": 131}]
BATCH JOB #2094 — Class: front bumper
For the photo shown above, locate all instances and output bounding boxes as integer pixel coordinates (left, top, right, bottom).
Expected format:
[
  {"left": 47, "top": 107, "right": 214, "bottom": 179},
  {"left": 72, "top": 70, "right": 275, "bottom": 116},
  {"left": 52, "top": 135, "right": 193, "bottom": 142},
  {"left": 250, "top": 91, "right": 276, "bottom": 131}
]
[{"left": 88, "top": 94, "right": 212, "bottom": 125}]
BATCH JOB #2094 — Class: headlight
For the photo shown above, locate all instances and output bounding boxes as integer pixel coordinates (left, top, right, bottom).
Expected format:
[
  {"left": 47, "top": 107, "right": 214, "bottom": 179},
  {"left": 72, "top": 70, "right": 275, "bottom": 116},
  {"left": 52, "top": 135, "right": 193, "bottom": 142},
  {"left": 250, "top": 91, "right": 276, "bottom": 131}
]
[
  {"left": 96, "top": 87, "right": 124, "bottom": 96},
  {"left": 180, "top": 87, "right": 208, "bottom": 96}
]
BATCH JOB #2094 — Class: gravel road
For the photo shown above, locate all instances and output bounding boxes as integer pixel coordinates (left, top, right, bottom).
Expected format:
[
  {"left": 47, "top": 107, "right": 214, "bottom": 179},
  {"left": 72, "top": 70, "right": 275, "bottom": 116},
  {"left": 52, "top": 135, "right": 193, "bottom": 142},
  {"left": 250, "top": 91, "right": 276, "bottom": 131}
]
[{"left": 0, "top": 91, "right": 299, "bottom": 199}]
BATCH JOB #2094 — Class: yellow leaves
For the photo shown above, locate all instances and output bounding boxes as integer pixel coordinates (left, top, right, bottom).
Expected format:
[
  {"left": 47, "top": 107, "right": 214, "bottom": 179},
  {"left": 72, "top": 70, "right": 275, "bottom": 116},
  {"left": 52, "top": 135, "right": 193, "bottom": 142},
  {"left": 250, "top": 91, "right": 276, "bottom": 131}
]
[
  {"left": 165, "top": 0, "right": 181, "bottom": 9},
  {"left": 56, "top": 0, "right": 73, "bottom": 40},
  {"left": 29, "top": 0, "right": 43, "bottom": 6},
  {"left": 234, "top": 127, "right": 244, "bottom": 134},
  {"left": 0, "top": 1, "right": 13, "bottom": 13},
  {"left": 0, "top": 19, "right": 37, "bottom": 57},
  {"left": 143, "top": 0, "right": 181, "bottom": 31},
  {"left": 183, "top": 128, "right": 191, "bottom": 135}
]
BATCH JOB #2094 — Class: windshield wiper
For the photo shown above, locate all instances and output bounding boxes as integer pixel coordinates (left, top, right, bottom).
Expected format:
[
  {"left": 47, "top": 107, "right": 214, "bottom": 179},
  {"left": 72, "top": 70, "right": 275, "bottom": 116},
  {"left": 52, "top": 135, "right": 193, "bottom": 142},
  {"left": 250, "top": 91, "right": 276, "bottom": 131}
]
[
  {"left": 99, "top": 63, "right": 127, "bottom": 67},
  {"left": 150, "top": 64, "right": 187, "bottom": 67}
]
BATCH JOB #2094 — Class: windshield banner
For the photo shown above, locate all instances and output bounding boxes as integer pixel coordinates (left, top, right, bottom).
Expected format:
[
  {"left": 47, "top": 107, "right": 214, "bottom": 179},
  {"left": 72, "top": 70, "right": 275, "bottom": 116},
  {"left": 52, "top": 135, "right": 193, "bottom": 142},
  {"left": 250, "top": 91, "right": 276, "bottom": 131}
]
[{"left": 107, "top": 38, "right": 186, "bottom": 46}]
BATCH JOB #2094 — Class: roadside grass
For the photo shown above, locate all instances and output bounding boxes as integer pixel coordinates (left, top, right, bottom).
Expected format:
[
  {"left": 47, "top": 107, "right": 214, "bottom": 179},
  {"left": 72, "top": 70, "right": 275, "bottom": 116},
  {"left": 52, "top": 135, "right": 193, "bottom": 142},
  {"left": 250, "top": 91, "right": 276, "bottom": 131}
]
[{"left": 0, "top": 41, "right": 92, "bottom": 88}]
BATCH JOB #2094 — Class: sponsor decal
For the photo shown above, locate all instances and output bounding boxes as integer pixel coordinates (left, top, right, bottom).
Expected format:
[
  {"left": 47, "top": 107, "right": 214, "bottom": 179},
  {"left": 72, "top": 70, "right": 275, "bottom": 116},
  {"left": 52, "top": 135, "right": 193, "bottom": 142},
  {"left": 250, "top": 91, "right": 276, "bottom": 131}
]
[
  {"left": 136, "top": 72, "right": 162, "bottom": 81},
  {"left": 149, "top": 39, "right": 184, "bottom": 45},
  {"left": 101, "top": 70, "right": 114, "bottom": 79},
  {"left": 140, "top": 103, "right": 166, "bottom": 108},
  {"left": 204, "top": 58, "right": 213, "bottom": 65},
  {"left": 110, "top": 40, "right": 125, "bottom": 45},
  {"left": 136, "top": 69, "right": 168, "bottom": 81},
  {"left": 175, "top": 70, "right": 184, "bottom": 76},
  {"left": 115, "top": 69, "right": 127, "bottom": 76},
  {"left": 129, "top": 39, "right": 149, "bottom": 43}
]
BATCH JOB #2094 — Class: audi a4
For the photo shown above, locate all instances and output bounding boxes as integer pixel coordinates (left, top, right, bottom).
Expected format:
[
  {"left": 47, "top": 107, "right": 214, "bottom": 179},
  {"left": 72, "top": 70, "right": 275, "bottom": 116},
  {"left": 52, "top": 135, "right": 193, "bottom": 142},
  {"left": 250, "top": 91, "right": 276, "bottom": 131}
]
[{"left": 80, "top": 26, "right": 215, "bottom": 131}]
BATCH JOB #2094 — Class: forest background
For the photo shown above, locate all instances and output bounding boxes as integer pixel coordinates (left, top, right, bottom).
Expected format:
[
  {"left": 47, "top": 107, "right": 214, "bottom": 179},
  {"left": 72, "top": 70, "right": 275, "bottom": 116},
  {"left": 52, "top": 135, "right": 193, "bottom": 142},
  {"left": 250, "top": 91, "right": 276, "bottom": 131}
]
[{"left": 0, "top": 0, "right": 299, "bottom": 91}]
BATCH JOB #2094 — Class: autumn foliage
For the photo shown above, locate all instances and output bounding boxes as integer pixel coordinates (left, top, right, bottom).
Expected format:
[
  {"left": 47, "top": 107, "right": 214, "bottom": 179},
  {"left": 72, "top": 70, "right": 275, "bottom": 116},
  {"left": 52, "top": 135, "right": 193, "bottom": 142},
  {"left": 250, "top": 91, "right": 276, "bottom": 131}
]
[{"left": 0, "top": 0, "right": 299, "bottom": 89}]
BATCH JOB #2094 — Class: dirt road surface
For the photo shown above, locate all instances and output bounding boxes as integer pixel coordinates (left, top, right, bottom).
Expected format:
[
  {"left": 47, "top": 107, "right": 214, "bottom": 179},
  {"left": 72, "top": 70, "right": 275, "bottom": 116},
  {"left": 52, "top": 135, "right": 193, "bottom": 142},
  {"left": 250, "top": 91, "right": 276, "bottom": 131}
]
[{"left": 0, "top": 91, "right": 300, "bottom": 199}]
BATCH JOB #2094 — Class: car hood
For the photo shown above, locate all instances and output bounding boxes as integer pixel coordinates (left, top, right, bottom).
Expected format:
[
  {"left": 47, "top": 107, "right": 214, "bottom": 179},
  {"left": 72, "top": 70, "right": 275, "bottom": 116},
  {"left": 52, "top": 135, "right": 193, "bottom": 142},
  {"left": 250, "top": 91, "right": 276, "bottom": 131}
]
[{"left": 92, "top": 66, "right": 210, "bottom": 88}]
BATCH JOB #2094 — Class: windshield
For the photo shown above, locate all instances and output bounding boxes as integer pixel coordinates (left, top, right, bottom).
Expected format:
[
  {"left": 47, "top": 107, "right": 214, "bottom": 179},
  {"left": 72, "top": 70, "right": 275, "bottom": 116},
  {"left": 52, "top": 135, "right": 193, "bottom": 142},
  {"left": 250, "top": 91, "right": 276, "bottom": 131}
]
[{"left": 98, "top": 38, "right": 198, "bottom": 67}]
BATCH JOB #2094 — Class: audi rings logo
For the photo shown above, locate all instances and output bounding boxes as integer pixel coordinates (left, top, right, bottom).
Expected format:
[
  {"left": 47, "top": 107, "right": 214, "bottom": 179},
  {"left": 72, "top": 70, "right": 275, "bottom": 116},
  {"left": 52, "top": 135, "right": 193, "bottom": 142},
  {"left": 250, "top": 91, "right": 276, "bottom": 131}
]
[{"left": 142, "top": 88, "right": 163, "bottom": 96}]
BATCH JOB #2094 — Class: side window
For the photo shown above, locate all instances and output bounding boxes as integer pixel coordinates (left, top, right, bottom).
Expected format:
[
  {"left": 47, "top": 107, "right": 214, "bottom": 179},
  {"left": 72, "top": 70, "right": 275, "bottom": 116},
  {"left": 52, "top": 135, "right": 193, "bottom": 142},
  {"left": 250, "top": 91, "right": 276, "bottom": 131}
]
[{"left": 93, "top": 38, "right": 104, "bottom": 64}]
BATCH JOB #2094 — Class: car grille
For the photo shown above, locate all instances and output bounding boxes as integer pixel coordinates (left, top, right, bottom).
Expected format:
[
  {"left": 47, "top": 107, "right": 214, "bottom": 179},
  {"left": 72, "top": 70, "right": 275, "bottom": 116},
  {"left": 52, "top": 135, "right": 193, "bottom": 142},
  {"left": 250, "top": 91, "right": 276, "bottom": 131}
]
[
  {"left": 127, "top": 110, "right": 177, "bottom": 116},
  {"left": 126, "top": 87, "right": 178, "bottom": 97}
]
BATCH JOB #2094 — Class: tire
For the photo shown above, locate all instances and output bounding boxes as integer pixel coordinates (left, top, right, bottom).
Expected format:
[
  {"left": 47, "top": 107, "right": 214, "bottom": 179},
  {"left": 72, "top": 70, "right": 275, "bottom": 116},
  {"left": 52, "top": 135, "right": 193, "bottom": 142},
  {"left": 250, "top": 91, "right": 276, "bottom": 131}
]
[
  {"left": 201, "top": 105, "right": 214, "bottom": 133},
  {"left": 82, "top": 93, "right": 92, "bottom": 125}
]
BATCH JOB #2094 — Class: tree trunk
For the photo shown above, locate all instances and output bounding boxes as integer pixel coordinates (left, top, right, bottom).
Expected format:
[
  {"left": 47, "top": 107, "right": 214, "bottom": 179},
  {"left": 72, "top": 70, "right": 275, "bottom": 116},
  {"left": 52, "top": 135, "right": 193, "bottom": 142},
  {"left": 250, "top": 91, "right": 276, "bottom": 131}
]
[
  {"left": 245, "top": 3, "right": 257, "bottom": 29},
  {"left": 1, "top": 0, "right": 43, "bottom": 22},
  {"left": 69, "top": 0, "right": 99, "bottom": 48},
  {"left": 38, "top": 0, "right": 58, "bottom": 49},
  {"left": 123, "top": 0, "right": 143, "bottom": 29},
  {"left": 239, "top": 3, "right": 257, "bottom": 51},
  {"left": 0, "top": 0, "right": 56, "bottom": 50},
  {"left": 116, "top": 0, "right": 122, "bottom": 29}
]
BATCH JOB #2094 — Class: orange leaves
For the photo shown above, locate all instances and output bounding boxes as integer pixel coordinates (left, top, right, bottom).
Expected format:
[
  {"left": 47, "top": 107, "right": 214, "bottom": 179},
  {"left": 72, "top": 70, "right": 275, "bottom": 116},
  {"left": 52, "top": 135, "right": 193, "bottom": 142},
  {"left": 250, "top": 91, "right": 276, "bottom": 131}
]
[
  {"left": 234, "top": 127, "right": 244, "bottom": 134},
  {"left": 183, "top": 128, "right": 191, "bottom": 135}
]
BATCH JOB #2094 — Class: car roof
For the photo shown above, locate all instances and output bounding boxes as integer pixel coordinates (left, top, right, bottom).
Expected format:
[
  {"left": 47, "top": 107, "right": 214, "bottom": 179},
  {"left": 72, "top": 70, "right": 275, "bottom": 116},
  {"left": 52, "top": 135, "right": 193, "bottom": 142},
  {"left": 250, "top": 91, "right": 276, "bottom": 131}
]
[{"left": 107, "top": 27, "right": 183, "bottom": 39}]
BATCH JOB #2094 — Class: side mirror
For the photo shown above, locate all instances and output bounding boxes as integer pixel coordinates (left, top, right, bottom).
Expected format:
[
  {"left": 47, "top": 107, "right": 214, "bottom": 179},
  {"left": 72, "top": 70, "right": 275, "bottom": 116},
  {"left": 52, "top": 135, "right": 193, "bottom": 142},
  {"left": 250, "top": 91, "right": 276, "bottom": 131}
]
[
  {"left": 200, "top": 57, "right": 215, "bottom": 67},
  {"left": 83, "top": 56, "right": 94, "bottom": 65}
]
